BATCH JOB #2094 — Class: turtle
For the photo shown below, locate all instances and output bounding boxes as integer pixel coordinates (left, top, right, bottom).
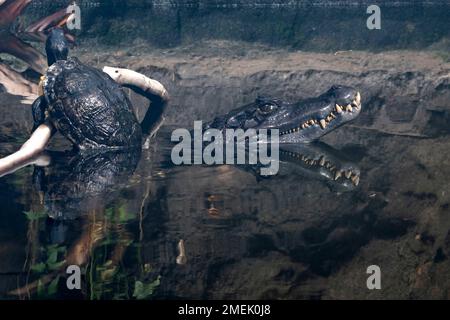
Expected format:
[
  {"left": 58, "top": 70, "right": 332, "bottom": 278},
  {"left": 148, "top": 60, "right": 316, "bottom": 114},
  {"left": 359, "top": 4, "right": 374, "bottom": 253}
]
[{"left": 31, "top": 28, "right": 143, "bottom": 150}]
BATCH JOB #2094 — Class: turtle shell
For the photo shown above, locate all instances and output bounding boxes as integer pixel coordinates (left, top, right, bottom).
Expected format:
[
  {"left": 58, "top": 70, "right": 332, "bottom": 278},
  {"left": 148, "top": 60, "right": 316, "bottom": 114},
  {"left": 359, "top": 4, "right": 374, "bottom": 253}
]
[{"left": 43, "top": 57, "right": 142, "bottom": 150}]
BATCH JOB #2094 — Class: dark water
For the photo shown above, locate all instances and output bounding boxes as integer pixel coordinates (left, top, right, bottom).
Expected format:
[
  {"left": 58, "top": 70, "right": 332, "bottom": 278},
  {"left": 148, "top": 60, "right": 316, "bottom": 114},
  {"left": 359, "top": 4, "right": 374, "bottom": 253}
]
[
  {"left": 0, "top": 126, "right": 398, "bottom": 299},
  {"left": 1, "top": 1, "right": 450, "bottom": 300}
]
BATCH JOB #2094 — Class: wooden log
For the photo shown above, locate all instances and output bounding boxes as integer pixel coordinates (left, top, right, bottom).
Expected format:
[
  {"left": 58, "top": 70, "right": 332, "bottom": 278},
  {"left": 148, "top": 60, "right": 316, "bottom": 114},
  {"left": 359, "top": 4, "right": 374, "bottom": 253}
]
[
  {"left": 0, "top": 122, "right": 53, "bottom": 177},
  {"left": 0, "top": 63, "right": 38, "bottom": 103}
]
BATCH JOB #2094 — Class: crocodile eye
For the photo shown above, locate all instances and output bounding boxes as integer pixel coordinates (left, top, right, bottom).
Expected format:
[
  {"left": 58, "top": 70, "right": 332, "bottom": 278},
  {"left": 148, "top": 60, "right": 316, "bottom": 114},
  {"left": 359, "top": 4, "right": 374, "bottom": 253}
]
[{"left": 258, "top": 103, "right": 277, "bottom": 115}]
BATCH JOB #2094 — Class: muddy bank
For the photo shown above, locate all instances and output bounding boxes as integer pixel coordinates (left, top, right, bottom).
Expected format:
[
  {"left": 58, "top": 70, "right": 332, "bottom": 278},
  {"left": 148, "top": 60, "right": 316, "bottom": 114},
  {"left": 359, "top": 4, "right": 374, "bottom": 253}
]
[
  {"left": 4, "top": 44, "right": 449, "bottom": 143},
  {"left": 72, "top": 43, "right": 450, "bottom": 138}
]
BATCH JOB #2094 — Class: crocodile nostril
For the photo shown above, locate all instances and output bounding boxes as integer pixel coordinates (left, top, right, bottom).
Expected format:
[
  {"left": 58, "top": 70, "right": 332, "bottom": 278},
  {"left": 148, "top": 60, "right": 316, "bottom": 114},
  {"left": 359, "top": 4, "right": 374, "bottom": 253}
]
[
  {"left": 244, "top": 119, "right": 259, "bottom": 129},
  {"left": 226, "top": 117, "right": 240, "bottom": 128}
]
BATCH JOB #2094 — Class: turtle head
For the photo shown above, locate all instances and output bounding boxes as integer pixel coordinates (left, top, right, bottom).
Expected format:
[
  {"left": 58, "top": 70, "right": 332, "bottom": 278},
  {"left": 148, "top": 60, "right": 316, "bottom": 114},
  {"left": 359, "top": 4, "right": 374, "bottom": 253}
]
[{"left": 45, "top": 28, "right": 69, "bottom": 66}]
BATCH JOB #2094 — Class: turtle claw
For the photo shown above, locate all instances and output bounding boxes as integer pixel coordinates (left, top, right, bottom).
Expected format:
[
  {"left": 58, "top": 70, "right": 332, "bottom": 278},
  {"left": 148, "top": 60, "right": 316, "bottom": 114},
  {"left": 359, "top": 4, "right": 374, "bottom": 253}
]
[{"left": 31, "top": 95, "right": 48, "bottom": 131}]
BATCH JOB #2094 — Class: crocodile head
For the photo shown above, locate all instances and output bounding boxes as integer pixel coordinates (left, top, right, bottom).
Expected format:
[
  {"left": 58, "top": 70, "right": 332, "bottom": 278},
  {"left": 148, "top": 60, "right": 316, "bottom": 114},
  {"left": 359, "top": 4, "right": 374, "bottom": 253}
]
[{"left": 205, "top": 85, "right": 362, "bottom": 143}]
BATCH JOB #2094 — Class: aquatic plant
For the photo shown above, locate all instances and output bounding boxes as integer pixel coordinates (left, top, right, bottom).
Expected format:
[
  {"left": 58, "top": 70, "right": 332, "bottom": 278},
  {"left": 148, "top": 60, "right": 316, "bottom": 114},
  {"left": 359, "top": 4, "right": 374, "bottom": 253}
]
[{"left": 17, "top": 205, "right": 161, "bottom": 300}]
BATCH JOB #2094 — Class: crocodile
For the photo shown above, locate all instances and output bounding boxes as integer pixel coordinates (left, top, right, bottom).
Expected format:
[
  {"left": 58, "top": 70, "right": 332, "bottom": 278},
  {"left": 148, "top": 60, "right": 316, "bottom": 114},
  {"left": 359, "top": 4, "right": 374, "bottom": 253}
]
[{"left": 204, "top": 85, "right": 361, "bottom": 143}]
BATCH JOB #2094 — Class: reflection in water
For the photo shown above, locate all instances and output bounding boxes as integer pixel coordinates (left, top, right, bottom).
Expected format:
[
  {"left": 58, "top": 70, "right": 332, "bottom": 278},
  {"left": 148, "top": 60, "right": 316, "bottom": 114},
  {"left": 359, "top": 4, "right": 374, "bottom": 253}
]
[
  {"left": 34, "top": 149, "right": 141, "bottom": 221},
  {"left": 176, "top": 239, "right": 187, "bottom": 265},
  {"left": 267, "top": 142, "right": 359, "bottom": 190},
  {"left": 141, "top": 131, "right": 417, "bottom": 299},
  {"left": 0, "top": 115, "right": 449, "bottom": 299},
  {"left": 6, "top": 147, "right": 163, "bottom": 299},
  {"left": 0, "top": 125, "right": 372, "bottom": 299}
]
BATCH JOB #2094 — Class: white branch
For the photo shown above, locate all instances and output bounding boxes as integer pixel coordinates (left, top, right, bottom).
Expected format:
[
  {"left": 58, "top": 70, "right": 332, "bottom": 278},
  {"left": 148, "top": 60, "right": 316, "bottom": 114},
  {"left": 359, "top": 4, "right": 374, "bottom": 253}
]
[
  {"left": 0, "top": 123, "right": 53, "bottom": 177},
  {"left": 103, "top": 66, "right": 169, "bottom": 101}
]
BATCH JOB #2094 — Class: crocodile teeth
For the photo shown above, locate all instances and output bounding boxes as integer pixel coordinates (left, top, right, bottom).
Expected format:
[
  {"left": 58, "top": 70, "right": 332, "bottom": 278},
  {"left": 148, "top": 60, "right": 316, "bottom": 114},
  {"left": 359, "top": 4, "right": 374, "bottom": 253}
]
[
  {"left": 309, "top": 120, "right": 315, "bottom": 125},
  {"left": 345, "top": 171, "right": 352, "bottom": 179},
  {"left": 335, "top": 104, "right": 343, "bottom": 113},
  {"left": 319, "top": 157, "right": 325, "bottom": 166},
  {"left": 319, "top": 119, "right": 326, "bottom": 129},
  {"left": 352, "top": 175, "right": 360, "bottom": 186},
  {"left": 355, "top": 92, "right": 361, "bottom": 104},
  {"left": 346, "top": 104, "right": 353, "bottom": 112},
  {"left": 334, "top": 171, "right": 342, "bottom": 180}
]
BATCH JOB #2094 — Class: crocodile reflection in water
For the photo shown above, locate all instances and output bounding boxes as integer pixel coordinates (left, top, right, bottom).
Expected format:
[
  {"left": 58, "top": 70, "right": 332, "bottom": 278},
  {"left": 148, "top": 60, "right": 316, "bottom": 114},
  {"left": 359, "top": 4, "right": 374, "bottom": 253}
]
[
  {"left": 207, "top": 143, "right": 361, "bottom": 198},
  {"left": 278, "top": 142, "right": 360, "bottom": 189},
  {"left": 185, "top": 139, "right": 362, "bottom": 191}
]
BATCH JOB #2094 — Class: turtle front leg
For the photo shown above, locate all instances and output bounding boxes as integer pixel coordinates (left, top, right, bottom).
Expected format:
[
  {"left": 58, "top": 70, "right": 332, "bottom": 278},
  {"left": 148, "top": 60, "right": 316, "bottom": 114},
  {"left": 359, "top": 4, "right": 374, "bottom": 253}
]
[{"left": 32, "top": 95, "right": 47, "bottom": 131}]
